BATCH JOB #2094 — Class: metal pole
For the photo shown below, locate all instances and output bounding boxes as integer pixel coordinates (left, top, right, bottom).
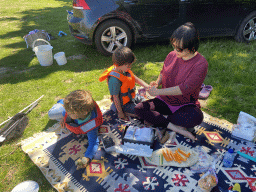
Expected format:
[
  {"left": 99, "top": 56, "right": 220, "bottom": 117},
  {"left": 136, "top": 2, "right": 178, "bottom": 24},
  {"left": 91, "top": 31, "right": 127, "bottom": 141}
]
[{"left": 0, "top": 95, "right": 44, "bottom": 127}]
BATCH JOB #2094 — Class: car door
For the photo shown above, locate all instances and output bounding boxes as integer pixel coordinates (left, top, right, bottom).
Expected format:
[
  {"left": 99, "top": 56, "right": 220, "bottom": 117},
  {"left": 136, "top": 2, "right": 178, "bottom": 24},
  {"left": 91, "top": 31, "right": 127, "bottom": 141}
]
[
  {"left": 121, "top": 0, "right": 180, "bottom": 38},
  {"left": 186, "top": 0, "right": 242, "bottom": 37}
]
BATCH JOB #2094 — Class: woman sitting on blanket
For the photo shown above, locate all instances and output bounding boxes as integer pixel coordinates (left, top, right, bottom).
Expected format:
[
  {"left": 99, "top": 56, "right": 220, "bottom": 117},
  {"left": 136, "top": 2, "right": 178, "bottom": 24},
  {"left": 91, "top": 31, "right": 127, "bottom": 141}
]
[{"left": 135, "top": 22, "right": 208, "bottom": 142}]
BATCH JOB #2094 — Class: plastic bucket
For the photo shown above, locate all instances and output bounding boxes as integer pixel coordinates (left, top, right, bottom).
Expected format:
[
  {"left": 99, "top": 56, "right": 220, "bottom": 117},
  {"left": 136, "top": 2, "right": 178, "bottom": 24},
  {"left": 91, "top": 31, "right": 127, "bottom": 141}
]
[
  {"left": 32, "top": 39, "right": 53, "bottom": 66},
  {"left": 54, "top": 52, "right": 67, "bottom": 65}
]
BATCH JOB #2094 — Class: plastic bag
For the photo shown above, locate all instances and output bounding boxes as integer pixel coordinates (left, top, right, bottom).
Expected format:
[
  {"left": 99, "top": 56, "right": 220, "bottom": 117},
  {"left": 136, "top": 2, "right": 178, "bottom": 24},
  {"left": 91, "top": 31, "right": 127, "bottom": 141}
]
[
  {"left": 231, "top": 111, "right": 256, "bottom": 141},
  {"left": 124, "top": 126, "right": 154, "bottom": 143},
  {"left": 196, "top": 148, "right": 221, "bottom": 192},
  {"left": 190, "top": 146, "right": 221, "bottom": 173},
  {"left": 198, "top": 168, "right": 218, "bottom": 192},
  {"left": 134, "top": 127, "right": 154, "bottom": 142}
]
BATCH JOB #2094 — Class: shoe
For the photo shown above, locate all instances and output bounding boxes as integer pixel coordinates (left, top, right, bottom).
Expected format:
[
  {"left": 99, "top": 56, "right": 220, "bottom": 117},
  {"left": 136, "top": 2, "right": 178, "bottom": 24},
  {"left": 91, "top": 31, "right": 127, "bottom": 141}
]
[
  {"left": 169, "top": 131, "right": 176, "bottom": 143},
  {"left": 160, "top": 130, "right": 170, "bottom": 144},
  {"left": 199, "top": 85, "right": 213, "bottom": 99},
  {"left": 48, "top": 33, "right": 56, "bottom": 40},
  {"left": 200, "top": 83, "right": 205, "bottom": 90},
  {"left": 156, "top": 129, "right": 170, "bottom": 144}
]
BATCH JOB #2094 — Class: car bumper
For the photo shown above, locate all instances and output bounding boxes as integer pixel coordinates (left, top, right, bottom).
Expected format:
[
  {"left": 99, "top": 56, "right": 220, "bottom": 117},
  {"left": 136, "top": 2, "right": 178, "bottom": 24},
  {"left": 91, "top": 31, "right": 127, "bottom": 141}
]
[{"left": 67, "top": 11, "right": 93, "bottom": 45}]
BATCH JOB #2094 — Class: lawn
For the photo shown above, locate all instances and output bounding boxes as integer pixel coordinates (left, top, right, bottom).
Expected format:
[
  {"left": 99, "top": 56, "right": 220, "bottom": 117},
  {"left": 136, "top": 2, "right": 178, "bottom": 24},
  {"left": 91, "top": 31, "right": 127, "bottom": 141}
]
[{"left": 1, "top": 0, "right": 256, "bottom": 191}]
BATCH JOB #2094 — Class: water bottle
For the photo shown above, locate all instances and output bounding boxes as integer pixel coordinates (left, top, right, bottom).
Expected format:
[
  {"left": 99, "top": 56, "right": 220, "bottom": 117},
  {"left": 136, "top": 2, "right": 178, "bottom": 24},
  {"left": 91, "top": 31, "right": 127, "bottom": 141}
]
[{"left": 223, "top": 149, "right": 235, "bottom": 168}]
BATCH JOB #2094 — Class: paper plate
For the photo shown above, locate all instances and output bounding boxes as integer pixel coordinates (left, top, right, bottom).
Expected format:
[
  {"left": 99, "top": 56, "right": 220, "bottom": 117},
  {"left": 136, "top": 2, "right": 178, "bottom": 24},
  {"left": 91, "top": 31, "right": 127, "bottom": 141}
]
[{"left": 144, "top": 146, "right": 199, "bottom": 167}]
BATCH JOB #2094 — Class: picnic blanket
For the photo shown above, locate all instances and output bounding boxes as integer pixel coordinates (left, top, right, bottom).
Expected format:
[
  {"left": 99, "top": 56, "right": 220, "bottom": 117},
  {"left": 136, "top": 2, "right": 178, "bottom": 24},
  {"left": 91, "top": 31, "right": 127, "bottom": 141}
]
[{"left": 20, "top": 104, "right": 256, "bottom": 192}]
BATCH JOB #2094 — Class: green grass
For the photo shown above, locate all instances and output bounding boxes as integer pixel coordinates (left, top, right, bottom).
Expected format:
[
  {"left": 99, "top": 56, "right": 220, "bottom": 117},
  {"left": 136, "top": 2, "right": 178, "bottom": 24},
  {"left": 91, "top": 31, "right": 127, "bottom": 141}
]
[{"left": 1, "top": 0, "right": 256, "bottom": 191}]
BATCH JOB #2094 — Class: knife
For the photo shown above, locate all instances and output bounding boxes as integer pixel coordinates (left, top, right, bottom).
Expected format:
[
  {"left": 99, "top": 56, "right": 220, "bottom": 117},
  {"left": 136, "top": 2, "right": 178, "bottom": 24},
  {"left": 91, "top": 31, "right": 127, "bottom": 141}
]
[{"left": 237, "top": 151, "right": 256, "bottom": 162}]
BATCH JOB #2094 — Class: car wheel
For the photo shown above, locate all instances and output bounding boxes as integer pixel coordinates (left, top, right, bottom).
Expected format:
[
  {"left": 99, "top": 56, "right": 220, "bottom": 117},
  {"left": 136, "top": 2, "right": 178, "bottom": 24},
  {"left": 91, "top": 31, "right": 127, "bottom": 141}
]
[
  {"left": 235, "top": 11, "right": 256, "bottom": 42},
  {"left": 95, "top": 20, "right": 132, "bottom": 56}
]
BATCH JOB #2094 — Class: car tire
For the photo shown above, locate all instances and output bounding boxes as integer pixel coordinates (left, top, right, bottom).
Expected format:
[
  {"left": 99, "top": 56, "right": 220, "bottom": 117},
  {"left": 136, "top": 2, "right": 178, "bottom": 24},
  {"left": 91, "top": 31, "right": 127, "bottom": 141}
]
[
  {"left": 235, "top": 11, "right": 256, "bottom": 43},
  {"left": 95, "top": 20, "right": 132, "bottom": 56}
]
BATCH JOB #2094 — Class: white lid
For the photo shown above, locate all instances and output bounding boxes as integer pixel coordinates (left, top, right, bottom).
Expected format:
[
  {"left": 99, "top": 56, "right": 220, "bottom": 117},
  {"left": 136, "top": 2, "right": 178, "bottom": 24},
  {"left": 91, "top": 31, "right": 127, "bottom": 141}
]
[{"left": 11, "top": 180, "right": 39, "bottom": 192}]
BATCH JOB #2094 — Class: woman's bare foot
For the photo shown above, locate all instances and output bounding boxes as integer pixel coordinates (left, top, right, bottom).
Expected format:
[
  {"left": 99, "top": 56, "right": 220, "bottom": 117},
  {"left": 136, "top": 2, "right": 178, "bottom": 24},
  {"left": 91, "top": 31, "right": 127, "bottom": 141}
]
[
  {"left": 181, "top": 130, "right": 196, "bottom": 142},
  {"left": 167, "top": 122, "right": 196, "bottom": 142}
]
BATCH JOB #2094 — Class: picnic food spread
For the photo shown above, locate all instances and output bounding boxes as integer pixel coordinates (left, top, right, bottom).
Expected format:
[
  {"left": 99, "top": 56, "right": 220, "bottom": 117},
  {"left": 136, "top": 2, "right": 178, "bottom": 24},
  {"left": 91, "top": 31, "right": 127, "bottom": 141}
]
[
  {"left": 162, "top": 148, "right": 190, "bottom": 163},
  {"left": 144, "top": 146, "right": 199, "bottom": 167}
]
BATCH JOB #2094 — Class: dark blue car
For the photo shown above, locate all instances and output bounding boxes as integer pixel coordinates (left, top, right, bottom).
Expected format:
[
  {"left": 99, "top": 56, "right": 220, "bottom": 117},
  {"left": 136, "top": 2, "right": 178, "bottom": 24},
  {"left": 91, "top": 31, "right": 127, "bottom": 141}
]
[{"left": 67, "top": 0, "right": 256, "bottom": 56}]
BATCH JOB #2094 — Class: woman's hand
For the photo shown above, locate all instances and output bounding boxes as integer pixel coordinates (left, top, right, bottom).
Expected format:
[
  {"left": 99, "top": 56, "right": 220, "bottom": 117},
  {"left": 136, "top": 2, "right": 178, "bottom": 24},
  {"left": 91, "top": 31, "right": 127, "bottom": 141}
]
[
  {"left": 150, "top": 81, "right": 158, "bottom": 87},
  {"left": 146, "top": 86, "right": 159, "bottom": 96},
  {"left": 118, "top": 112, "right": 129, "bottom": 121}
]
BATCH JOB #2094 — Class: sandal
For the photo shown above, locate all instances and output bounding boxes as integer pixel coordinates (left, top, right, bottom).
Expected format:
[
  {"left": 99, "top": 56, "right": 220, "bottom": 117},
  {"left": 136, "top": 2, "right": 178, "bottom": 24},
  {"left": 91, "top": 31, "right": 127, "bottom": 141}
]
[
  {"left": 160, "top": 130, "right": 170, "bottom": 144},
  {"left": 155, "top": 129, "right": 170, "bottom": 144},
  {"left": 199, "top": 85, "right": 213, "bottom": 99}
]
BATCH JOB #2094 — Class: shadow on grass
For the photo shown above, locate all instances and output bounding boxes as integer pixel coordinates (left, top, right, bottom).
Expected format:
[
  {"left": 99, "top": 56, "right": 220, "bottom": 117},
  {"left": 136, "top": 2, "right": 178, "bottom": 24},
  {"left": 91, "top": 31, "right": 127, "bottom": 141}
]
[
  {"left": 1, "top": 0, "right": 255, "bottom": 125},
  {"left": 0, "top": 5, "right": 112, "bottom": 85},
  {"left": 43, "top": 120, "right": 59, "bottom": 131},
  {"left": 0, "top": 1, "right": 246, "bottom": 87},
  {"left": 2, "top": 2, "right": 256, "bottom": 191},
  {"left": 1, "top": 149, "right": 55, "bottom": 192}
]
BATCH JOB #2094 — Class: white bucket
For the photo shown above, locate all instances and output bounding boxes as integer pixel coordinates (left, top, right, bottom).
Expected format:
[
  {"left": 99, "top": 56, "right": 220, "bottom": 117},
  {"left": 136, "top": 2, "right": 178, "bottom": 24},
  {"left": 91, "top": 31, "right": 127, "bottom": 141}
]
[
  {"left": 11, "top": 180, "right": 39, "bottom": 192},
  {"left": 32, "top": 39, "right": 53, "bottom": 66},
  {"left": 54, "top": 52, "right": 67, "bottom": 65}
]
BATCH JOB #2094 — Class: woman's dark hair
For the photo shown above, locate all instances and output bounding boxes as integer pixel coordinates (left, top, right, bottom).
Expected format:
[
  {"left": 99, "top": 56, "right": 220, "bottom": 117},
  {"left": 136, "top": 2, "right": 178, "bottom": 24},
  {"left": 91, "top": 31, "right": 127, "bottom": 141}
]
[
  {"left": 112, "top": 46, "right": 136, "bottom": 66},
  {"left": 170, "top": 22, "right": 199, "bottom": 53}
]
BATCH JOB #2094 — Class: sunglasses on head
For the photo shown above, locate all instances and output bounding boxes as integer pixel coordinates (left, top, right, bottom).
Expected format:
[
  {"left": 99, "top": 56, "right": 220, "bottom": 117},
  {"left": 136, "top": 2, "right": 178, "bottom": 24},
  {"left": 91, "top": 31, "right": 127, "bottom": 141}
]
[{"left": 172, "top": 45, "right": 184, "bottom": 52}]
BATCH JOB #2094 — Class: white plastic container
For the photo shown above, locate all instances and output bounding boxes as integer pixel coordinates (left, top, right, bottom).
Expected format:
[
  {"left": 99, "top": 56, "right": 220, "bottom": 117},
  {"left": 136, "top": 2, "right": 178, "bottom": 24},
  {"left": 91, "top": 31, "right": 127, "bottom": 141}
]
[
  {"left": 32, "top": 39, "right": 53, "bottom": 66},
  {"left": 11, "top": 180, "right": 39, "bottom": 192},
  {"left": 54, "top": 52, "right": 67, "bottom": 65}
]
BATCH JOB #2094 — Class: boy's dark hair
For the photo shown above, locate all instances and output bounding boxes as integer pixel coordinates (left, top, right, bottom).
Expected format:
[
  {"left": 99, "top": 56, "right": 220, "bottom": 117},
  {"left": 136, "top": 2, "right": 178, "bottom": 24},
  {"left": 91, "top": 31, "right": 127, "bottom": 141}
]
[
  {"left": 170, "top": 22, "right": 199, "bottom": 53},
  {"left": 112, "top": 46, "right": 136, "bottom": 66},
  {"left": 64, "top": 90, "right": 95, "bottom": 115}
]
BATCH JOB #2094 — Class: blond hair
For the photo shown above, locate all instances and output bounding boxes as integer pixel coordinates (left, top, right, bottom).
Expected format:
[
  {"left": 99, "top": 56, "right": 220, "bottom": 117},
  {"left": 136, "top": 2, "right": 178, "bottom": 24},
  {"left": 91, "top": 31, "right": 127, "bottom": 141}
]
[{"left": 64, "top": 90, "right": 95, "bottom": 115}]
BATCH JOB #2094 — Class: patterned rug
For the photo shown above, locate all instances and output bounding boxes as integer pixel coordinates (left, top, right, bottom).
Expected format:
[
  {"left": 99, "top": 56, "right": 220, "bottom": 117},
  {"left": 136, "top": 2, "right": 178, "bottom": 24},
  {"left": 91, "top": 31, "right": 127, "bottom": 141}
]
[{"left": 20, "top": 103, "right": 256, "bottom": 192}]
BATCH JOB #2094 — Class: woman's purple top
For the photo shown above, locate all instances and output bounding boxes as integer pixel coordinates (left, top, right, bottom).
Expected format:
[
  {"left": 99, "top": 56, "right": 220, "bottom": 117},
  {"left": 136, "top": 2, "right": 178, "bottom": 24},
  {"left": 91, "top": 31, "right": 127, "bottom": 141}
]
[{"left": 157, "top": 51, "right": 208, "bottom": 113}]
